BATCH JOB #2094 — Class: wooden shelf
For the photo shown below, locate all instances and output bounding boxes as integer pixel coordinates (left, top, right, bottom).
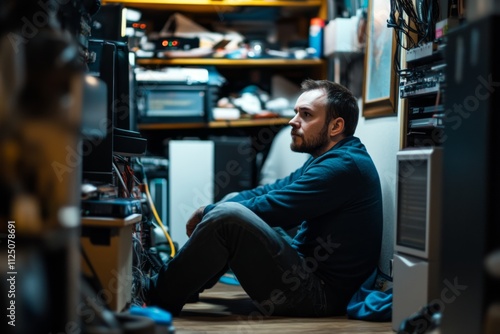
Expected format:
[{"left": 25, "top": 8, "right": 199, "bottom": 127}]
[
  {"left": 137, "top": 57, "right": 325, "bottom": 67},
  {"left": 209, "top": 117, "right": 291, "bottom": 128},
  {"left": 81, "top": 213, "right": 142, "bottom": 228},
  {"left": 103, "top": 0, "right": 323, "bottom": 11},
  {"left": 104, "top": 0, "right": 324, "bottom": 136},
  {"left": 138, "top": 117, "right": 291, "bottom": 130}
]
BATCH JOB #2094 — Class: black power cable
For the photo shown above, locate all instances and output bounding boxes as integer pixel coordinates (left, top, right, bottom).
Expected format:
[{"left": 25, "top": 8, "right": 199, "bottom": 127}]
[{"left": 388, "top": 0, "right": 440, "bottom": 77}]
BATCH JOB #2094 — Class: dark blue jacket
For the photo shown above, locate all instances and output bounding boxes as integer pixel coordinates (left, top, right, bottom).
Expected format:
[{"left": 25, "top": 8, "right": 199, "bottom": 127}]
[{"left": 205, "top": 136, "right": 383, "bottom": 309}]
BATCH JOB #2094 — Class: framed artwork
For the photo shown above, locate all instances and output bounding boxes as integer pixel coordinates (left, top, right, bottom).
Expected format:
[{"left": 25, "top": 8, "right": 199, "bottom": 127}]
[{"left": 362, "top": 0, "right": 398, "bottom": 118}]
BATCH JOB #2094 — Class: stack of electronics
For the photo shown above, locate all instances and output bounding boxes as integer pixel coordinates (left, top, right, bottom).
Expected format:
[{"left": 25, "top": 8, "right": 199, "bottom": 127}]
[
  {"left": 135, "top": 67, "right": 220, "bottom": 124},
  {"left": 400, "top": 41, "right": 447, "bottom": 147}
]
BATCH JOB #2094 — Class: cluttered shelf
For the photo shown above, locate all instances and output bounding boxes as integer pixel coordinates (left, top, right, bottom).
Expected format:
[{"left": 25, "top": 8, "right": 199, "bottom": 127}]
[
  {"left": 137, "top": 117, "right": 291, "bottom": 130},
  {"left": 136, "top": 57, "right": 325, "bottom": 67},
  {"left": 101, "top": 0, "right": 326, "bottom": 133},
  {"left": 100, "top": 0, "right": 328, "bottom": 76},
  {"left": 102, "top": 0, "right": 324, "bottom": 11}
]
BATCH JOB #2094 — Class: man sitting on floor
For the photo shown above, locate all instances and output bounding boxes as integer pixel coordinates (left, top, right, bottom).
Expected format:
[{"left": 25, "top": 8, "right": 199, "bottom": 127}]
[{"left": 143, "top": 79, "right": 383, "bottom": 317}]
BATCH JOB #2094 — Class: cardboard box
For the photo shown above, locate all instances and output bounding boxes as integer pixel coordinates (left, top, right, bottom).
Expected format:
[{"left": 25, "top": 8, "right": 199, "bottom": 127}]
[
  {"left": 80, "top": 214, "right": 141, "bottom": 311},
  {"left": 324, "top": 16, "right": 362, "bottom": 56}
]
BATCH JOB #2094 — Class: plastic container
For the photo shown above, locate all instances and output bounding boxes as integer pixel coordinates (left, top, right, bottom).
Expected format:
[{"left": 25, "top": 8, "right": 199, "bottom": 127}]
[{"left": 309, "top": 17, "right": 325, "bottom": 58}]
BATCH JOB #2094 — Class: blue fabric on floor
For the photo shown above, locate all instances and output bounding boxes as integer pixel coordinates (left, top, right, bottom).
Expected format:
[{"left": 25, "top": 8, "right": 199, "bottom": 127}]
[
  {"left": 219, "top": 273, "right": 240, "bottom": 286},
  {"left": 346, "top": 268, "right": 393, "bottom": 321}
]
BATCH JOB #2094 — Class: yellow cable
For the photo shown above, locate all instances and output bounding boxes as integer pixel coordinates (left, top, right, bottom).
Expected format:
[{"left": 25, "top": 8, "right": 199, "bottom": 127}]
[{"left": 144, "top": 182, "right": 176, "bottom": 258}]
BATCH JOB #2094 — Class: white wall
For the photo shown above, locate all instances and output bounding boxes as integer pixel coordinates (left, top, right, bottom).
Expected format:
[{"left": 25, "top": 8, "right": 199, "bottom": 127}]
[
  {"left": 169, "top": 140, "right": 215, "bottom": 249},
  {"left": 355, "top": 98, "right": 402, "bottom": 275}
]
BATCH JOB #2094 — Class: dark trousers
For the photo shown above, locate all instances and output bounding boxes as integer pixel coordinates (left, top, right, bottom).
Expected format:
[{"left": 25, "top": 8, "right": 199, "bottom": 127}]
[{"left": 149, "top": 202, "right": 336, "bottom": 317}]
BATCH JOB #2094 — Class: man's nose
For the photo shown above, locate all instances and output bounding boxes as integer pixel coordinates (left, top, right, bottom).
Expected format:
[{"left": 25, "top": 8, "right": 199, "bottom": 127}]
[{"left": 289, "top": 114, "right": 299, "bottom": 127}]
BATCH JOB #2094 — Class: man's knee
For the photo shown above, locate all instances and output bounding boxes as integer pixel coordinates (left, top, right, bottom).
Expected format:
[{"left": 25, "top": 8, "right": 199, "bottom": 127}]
[
  {"left": 200, "top": 202, "right": 256, "bottom": 231},
  {"left": 206, "top": 202, "right": 249, "bottom": 220},
  {"left": 220, "top": 192, "right": 239, "bottom": 202}
]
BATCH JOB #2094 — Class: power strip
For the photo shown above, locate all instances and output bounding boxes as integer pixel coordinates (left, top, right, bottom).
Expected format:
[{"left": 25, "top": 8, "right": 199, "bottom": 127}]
[{"left": 406, "top": 42, "right": 434, "bottom": 62}]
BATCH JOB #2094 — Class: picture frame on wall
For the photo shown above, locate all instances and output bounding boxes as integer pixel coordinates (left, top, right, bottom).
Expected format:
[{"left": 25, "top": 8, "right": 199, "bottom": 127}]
[{"left": 362, "top": 0, "right": 398, "bottom": 118}]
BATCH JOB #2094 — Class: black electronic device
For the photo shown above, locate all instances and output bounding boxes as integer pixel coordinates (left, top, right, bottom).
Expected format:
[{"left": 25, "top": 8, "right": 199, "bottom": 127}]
[
  {"left": 439, "top": 15, "right": 500, "bottom": 334},
  {"left": 400, "top": 62, "right": 446, "bottom": 98},
  {"left": 150, "top": 36, "right": 200, "bottom": 51},
  {"left": 87, "top": 39, "right": 136, "bottom": 130},
  {"left": 83, "top": 39, "right": 146, "bottom": 184},
  {"left": 83, "top": 40, "right": 119, "bottom": 183},
  {"left": 137, "top": 84, "right": 213, "bottom": 123},
  {"left": 212, "top": 136, "right": 256, "bottom": 202},
  {"left": 410, "top": 104, "right": 444, "bottom": 115},
  {"left": 114, "top": 128, "right": 147, "bottom": 156},
  {"left": 408, "top": 105, "right": 445, "bottom": 131},
  {"left": 81, "top": 198, "right": 142, "bottom": 218},
  {"left": 401, "top": 40, "right": 446, "bottom": 147},
  {"left": 135, "top": 67, "right": 218, "bottom": 123}
]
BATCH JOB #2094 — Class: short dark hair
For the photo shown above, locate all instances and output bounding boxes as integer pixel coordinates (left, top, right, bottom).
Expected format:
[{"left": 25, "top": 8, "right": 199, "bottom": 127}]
[{"left": 300, "top": 79, "right": 359, "bottom": 136}]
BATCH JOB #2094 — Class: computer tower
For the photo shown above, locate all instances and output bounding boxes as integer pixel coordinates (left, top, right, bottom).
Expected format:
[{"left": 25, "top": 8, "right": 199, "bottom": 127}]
[
  {"left": 439, "top": 15, "right": 500, "bottom": 334},
  {"left": 212, "top": 136, "right": 255, "bottom": 203},
  {"left": 392, "top": 147, "right": 443, "bottom": 331}
]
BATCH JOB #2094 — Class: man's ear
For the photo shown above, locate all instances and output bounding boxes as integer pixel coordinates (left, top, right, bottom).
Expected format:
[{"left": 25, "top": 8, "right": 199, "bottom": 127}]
[{"left": 329, "top": 117, "right": 345, "bottom": 137}]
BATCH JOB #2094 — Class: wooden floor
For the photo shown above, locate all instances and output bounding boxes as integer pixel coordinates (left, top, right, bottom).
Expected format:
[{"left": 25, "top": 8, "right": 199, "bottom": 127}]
[{"left": 173, "top": 283, "right": 394, "bottom": 334}]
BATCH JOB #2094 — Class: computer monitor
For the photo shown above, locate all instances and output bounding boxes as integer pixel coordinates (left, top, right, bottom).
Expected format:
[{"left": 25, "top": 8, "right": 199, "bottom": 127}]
[{"left": 82, "top": 39, "right": 134, "bottom": 184}]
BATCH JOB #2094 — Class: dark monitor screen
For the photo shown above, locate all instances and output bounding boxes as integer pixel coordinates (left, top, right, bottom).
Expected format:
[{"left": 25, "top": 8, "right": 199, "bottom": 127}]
[{"left": 82, "top": 39, "right": 133, "bottom": 184}]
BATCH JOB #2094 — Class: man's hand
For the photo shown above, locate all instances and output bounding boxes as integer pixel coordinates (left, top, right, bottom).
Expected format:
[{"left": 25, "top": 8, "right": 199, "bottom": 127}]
[{"left": 186, "top": 206, "right": 206, "bottom": 237}]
